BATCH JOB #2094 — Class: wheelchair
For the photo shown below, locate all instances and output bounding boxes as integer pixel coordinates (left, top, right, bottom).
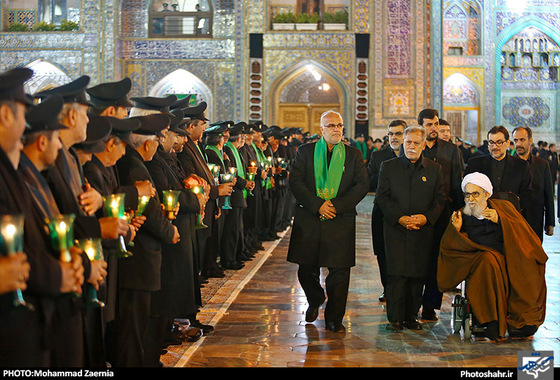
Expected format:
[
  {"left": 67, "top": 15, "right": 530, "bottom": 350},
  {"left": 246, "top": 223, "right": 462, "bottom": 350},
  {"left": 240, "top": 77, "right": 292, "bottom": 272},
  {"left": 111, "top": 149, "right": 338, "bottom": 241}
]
[
  {"left": 451, "top": 280, "right": 472, "bottom": 339},
  {"left": 451, "top": 191, "right": 521, "bottom": 340}
]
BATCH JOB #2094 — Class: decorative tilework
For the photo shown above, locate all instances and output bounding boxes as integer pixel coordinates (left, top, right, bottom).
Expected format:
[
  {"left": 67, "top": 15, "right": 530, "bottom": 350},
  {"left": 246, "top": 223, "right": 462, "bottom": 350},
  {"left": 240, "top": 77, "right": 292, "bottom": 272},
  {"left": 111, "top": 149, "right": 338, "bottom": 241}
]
[
  {"left": 386, "top": 0, "right": 412, "bottom": 77},
  {"left": 501, "top": 95, "right": 551, "bottom": 129}
]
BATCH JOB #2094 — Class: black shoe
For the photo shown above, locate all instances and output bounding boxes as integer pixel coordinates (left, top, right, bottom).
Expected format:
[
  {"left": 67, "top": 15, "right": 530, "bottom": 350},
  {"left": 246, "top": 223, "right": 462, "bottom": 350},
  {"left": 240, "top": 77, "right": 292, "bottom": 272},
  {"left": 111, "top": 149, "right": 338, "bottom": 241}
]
[
  {"left": 378, "top": 293, "right": 386, "bottom": 302},
  {"left": 326, "top": 322, "right": 345, "bottom": 333},
  {"left": 421, "top": 309, "right": 438, "bottom": 321},
  {"left": 386, "top": 321, "right": 404, "bottom": 331},
  {"left": 305, "top": 306, "right": 319, "bottom": 322},
  {"left": 403, "top": 319, "right": 423, "bottom": 330},
  {"left": 508, "top": 324, "right": 537, "bottom": 339},
  {"left": 190, "top": 319, "right": 214, "bottom": 334}
]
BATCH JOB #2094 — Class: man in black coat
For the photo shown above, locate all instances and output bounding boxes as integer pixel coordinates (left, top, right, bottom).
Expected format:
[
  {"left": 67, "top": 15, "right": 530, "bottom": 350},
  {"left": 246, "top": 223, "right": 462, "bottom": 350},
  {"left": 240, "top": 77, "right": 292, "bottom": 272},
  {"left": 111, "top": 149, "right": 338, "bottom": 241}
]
[
  {"left": 367, "top": 119, "right": 406, "bottom": 302},
  {"left": 414, "top": 109, "right": 464, "bottom": 321},
  {"left": 287, "top": 110, "right": 369, "bottom": 333},
  {"left": 512, "top": 127, "right": 554, "bottom": 241},
  {"left": 0, "top": 68, "right": 83, "bottom": 367},
  {"left": 222, "top": 123, "right": 255, "bottom": 268},
  {"left": 464, "top": 125, "right": 532, "bottom": 218},
  {"left": 376, "top": 126, "right": 445, "bottom": 331},
  {"left": 109, "top": 114, "right": 180, "bottom": 367},
  {"left": 177, "top": 104, "right": 233, "bottom": 283}
]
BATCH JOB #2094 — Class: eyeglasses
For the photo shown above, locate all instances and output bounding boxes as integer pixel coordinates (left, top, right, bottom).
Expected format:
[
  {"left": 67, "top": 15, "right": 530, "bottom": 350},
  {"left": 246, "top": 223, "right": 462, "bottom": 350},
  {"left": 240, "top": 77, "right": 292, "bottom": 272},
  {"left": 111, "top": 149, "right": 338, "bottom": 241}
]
[
  {"left": 388, "top": 132, "right": 403, "bottom": 137},
  {"left": 323, "top": 123, "right": 344, "bottom": 129},
  {"left": 488, "top": 140, "right": 506, "bottom": 147},
  {"left": 463, "top": 191, "right": 482, "bottom": 200}
]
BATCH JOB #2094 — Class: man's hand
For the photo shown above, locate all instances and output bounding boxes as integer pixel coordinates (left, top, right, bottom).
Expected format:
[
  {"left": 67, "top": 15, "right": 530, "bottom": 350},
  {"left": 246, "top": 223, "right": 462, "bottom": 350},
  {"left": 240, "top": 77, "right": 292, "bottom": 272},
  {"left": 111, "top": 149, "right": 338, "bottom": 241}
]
[
  {"left": 79, "top": 183, "right": 103, "bottom": 215},
  {"left": 0, "top": 253, "right": 29, "bottom": 294},
  {"left": 135, "top": 180, "right": 155, "bottom": 197},
  {"left": 99, "top": 217, "right": 130, "bottom": 239},
  {"left": 451, "top": 210, "right": 462, "bottom": 231},
  {"left": 87, "top": 259, "right": 107, "bottom": 290},
  {"left": 218, "top": 183, "right": 233, "bottom": 196},
  {"left": 171, "top": 226, "right": 180, "bottom": 244},
  {"left": 60, "top": 247, "right": 84, "bottom": 293},
  {"left": 318, "top": 200, "right": 336, "bottom": 220},
  {"left": 481, "top": 208, "right": 498, "bottom": 224},
  {"left": 398, "top": 214, "right": 427, "bottom": 230}
]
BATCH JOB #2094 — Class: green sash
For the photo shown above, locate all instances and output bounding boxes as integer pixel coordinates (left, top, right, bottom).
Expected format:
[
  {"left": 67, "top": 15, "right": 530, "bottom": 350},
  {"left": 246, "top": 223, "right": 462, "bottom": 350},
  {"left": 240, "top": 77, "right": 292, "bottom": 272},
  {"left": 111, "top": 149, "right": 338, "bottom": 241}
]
[
  {"left": 253, "top": 142, "right": 271, "bottom": 189},
  {"left": 205, "top": 145, "right": 225, "bottom": 169},
  {"left": 225, "top": 141, "right": 247, "bottom": 198},
  {"left": 314, "top": 137, "right": 345, "bottom": 200},
  {"left": 356, "top": 140, "right": 367, "bottom": 159}
]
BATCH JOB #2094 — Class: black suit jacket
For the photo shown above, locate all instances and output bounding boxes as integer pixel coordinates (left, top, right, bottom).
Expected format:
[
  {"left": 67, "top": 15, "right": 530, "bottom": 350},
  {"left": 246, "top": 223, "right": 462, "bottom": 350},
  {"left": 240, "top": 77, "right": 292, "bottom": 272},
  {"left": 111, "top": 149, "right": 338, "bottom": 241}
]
[
  {"left": 367, "top": 147, "right": 398, "bottom": 193},
  {"left": 376, "top": 156, "right": 446, "bottom": 277},
  {"left": 519, "top": 154, "right": 555, "bottom": 241},
  {"left": 465, "top": 153, "right": 532, "bottom": 217}
]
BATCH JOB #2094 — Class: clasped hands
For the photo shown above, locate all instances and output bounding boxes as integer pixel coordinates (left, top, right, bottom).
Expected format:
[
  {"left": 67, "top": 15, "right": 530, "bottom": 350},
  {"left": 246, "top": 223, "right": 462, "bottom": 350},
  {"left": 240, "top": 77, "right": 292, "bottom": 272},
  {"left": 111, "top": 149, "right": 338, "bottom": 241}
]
[
  {"left": 318, "top": 200, "right": 336, "bottom": 220},
  {"left": 398, "top": 214, "right": 427, "bottom": 230}
]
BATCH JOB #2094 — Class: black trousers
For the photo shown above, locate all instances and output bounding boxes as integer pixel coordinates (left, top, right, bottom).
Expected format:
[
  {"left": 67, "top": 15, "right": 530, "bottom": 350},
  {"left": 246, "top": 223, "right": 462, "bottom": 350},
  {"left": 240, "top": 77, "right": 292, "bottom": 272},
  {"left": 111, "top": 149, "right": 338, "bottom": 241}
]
[
  {"left": 386, "top": 275, "right": 424, "bottom": 322},
  {"left": 105, "top": 289, "right": 151, "bottom": 367},
  {"left": 297, "top": 265, "right": 351, "bottom": 325}
]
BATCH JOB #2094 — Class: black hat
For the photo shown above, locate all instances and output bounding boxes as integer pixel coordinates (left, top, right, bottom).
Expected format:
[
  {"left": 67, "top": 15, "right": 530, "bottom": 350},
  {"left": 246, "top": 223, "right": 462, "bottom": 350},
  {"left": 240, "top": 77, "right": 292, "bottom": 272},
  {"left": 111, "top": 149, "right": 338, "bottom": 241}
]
[
  {"left": 86, "top": 77, "right": 134, "bottom": 108},
  {"left": 105, "top": 116, "right": 141, "bottom": 137},
  {"left": 205, "top": 123, "right": 228, "bottom": 135},
  {"left": 25, "top": 95, "right": 68, "bottom": 133},
  {"left": 73, "top": 116, "right": 112, "bottom": 153},
  {"left": 228, "top": 123, "right": 244, "bottom": 137},
  {"left": 182, "top": 101, "right": 208, "bottom": 121},
  {"left": 168, "top": 109, "right": 188, "bottom": 135},
  {"left": 265, "top": 126, "right": 284, "bottom": 140},
  {"left": 35, "top": 75, "right": 93, "bottom": 106},
  {"left": 168, "top": 109, "right": 184, "bottom": 126},
  {"left": 170, "top": 95, "right": 192, "bottom": 110},
  {"left": 210, "top": 120, "right": 233, "bottom": 128},
  {"left": 130, "top": 95, "right": 177, "bottom": 115},
  {"left": 253, "top": 122, "right": 267, "bottom": 133},
  {"left": 0, "top": 67, "right": 34, "bottom": 106},
  {"left": 130, "top": 113, "right": 170, "bottom": 137}
]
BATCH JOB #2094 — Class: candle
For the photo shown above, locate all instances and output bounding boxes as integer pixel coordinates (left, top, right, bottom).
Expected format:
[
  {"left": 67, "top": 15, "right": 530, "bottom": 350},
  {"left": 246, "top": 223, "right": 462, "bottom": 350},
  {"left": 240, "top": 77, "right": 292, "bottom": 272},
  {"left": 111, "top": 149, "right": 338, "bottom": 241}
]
[
  {"left": 76, "top": 238, "right": 104, "bottom": 307},
  {"left": 162, "top": 190, "right": 180, "bottom": 220},
  {"left": 46, "top": 214, "right": 76, "bottom": 263},
  {"left": 190, "top": 186, "right": 208, "bottom": 229},
  {"left": 0, "top": 214, "right": 30, "bottom": 309},
  {"left": 136, "top": 196, "right": 150, "bottom": 217}
]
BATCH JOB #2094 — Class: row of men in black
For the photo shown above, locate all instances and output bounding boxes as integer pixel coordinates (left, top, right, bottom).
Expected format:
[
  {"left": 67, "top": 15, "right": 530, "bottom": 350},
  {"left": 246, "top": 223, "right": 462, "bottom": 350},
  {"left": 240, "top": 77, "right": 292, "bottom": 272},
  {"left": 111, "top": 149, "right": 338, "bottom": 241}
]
[
  {"left": 0, "top": 67, "right": 298, "bottom": 367},
  {"left": 368, "top": 108, "right": 554, "bottom": 324}
]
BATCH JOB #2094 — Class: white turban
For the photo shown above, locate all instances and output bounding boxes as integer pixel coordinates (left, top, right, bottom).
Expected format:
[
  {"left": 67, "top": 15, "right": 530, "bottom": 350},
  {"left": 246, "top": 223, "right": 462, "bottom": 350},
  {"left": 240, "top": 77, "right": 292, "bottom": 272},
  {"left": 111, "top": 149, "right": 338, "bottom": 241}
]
[{"left": 461, "top": 172, "right": 493, "bottom": 197}]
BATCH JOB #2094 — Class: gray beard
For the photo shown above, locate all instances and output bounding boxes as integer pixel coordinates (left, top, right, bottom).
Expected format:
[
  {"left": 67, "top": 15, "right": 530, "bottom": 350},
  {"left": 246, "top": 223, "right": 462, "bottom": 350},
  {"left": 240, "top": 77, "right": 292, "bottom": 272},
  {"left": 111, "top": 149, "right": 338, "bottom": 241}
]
[{"left": 463, "top": 202, "right": 485, "bottom": 219}]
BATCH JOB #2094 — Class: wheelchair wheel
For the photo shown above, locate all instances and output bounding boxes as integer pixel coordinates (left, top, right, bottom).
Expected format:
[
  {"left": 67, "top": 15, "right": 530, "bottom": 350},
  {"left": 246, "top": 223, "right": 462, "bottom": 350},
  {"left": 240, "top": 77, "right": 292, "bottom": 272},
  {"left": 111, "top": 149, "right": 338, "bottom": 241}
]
[
  {"left": 463, "top": 314, "right": 472, "bottom": 340},
  {"left": 451, "top": 294, "right": 464, "bottom": 334}
]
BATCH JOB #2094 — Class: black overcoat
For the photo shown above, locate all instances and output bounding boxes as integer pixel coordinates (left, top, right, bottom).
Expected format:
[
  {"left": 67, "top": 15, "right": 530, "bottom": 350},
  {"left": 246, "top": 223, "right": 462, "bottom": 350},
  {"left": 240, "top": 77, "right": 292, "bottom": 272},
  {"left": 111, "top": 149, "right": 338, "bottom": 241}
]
[
  {"left": 287, "top": 142, "right": 369, "bottom": 268},
  {"left": 376, "top": 156, "right": 445, "bottom": 278}
]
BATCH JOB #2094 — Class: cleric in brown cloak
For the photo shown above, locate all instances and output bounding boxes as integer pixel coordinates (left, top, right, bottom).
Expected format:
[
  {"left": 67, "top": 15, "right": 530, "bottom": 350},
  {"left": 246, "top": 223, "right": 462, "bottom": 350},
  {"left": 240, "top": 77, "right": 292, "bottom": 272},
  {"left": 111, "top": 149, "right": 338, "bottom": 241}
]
[{"left": 438, "top": 172, "right": 547, "bottom": 341}]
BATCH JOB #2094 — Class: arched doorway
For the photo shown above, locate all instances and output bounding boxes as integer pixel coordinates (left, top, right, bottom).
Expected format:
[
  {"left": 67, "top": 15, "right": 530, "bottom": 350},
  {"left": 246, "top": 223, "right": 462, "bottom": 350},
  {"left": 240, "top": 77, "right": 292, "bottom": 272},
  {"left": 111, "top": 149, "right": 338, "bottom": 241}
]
[
  {"left": 443, "top": 73, "right": 481, "bottom": 144},
  {"left": 149, "top": 68, "right": 213, "bottom": 119},
  {"left": 23, "top": 59, "right": 72, "bottom": 94},
  {"left": 269, "top": 61, "right": 347, "bottom": 136},
  {"left": 498, "top": 25, "right": 560, "bottom": 142}
]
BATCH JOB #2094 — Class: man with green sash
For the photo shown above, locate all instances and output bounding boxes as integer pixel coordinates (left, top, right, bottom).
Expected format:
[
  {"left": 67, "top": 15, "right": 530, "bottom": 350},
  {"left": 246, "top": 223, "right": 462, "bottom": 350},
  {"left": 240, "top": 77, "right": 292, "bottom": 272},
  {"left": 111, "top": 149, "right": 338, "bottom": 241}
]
[{"left": 287, "top": 110, "right": 369, "bottom": 333}]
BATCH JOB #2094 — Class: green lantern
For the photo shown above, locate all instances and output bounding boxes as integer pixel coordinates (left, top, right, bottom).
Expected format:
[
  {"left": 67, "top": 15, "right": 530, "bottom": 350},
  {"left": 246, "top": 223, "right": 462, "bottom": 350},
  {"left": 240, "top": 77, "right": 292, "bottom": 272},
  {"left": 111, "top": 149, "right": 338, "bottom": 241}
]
[
  {"left": 190, "top": 185, "right": 208, "bottom": 229},
  {"left": 136, "top": 195, "right": 151, "bottom": 217},
  {"left": 220, "top": 173, "right": 233, "bottom": 210},
  {"left": 162, "top": 190, "right": 180, "bottom": 220},
  {"left": 76, "top": 238, "right": 105, "bottom": 308},
  {"left": 0, "top": 214, "right": 31, "bottom": 309},
  {"left": 247, "top": 172, "right": 255, "bottom": 196},
  {"left": 46, "top": 214, "right": 76, "bottom": 263},
  {"left": 103, "top": 193, "right": 131, "bottom": 258}
]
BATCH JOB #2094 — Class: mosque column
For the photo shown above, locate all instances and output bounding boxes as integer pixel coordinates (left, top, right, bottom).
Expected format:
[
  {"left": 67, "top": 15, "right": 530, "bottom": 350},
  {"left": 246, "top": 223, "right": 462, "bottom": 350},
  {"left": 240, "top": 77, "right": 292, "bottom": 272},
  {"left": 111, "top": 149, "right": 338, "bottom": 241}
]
[
  {"left": 249, "top": 33, "right": 263, "bottom": 122},
  {"left": 355, "top": 33, "right": 370, "bottom": 138}
]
